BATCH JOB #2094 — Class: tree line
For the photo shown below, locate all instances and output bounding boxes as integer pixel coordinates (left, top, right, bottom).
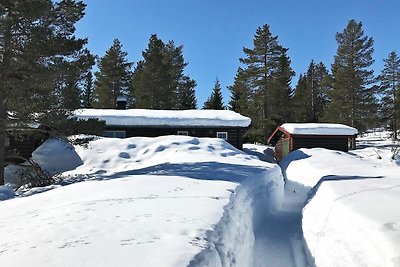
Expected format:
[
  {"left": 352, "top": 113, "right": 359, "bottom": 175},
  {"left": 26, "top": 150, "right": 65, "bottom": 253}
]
[{"left": 229, "top": 20, "right": 400, "bottom": 142}]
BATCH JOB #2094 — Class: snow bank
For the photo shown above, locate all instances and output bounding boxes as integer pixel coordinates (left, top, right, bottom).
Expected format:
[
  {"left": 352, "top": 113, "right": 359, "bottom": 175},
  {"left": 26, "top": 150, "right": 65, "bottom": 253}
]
[
  {"left": 281, "top": 123, "right": 358, "bottom": 135},
  {"left": 0, "top": 135, "right": 283, "bottom": 267},
  {"left": 188, "top": 165, "right": 284, "bottom": 267},
  {"left": 74, "top": 109, "right": 251, "bottom": 127},
  {"left": 0, "top": 186, "right": 14, "bottom": 201},
  {"left": 32, "top": 138, "right": 83, "bottom": 174},
  {"left": 281, "top": 147, "right": 400, "bottom": 267}
]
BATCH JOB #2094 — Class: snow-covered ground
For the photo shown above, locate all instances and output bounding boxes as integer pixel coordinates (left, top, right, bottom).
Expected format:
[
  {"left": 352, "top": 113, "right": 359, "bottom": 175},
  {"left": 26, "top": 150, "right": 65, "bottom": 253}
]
[
  {"left": 1, "top": 130, "right": 400, "bottom": 267},
  {"left": 281, "top": 131, "right": 400, "bottom": 267},
  {"left": 0, "top": 136, "right": 283, "bottom": 267}
]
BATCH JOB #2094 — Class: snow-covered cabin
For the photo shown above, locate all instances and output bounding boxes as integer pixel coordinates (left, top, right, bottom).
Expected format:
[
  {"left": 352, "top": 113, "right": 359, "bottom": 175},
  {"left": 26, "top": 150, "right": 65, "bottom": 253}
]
[
  {"left": 267, "top": 123, "right": 358, "bottom": 161},
  {"left": 74, "top": 109, "right": 251, "bottom": 150}
]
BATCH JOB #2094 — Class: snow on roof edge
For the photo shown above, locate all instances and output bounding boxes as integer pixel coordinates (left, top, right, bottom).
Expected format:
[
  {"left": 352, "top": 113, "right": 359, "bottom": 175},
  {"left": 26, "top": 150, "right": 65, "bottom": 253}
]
[
  {"left": 73, "top": 109, "right": 251, "bottom": 128},
  {"left": 280, "top": 123, "right": 358, "bottom": 136}
]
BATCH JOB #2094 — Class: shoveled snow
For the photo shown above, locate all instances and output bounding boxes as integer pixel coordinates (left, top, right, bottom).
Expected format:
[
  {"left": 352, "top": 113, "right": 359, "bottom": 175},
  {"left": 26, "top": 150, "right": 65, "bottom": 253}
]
[
  {"left": 281, "top": 137, "right": 400, "bottom": 266},
  {"left": 0, "top": 136, "right": 283, "bottom": 267},
  {"left": 73, "top": 109, "right": 251, "bottom": 127},
  {"left": 281, "top": 123, "right": 358, "bottom": 135}
]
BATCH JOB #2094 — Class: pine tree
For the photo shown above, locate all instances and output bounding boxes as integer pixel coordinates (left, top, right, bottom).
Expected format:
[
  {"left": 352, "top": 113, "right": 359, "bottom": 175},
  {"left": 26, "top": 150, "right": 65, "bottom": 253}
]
[
  {"left": 203, "top": 79, "right": 225, "bottom": 110},
  {"left": 324, "top": 19, "right": 377, "bottom": 131},
  {"left": 238, "top": 24, "right": 294, "bottom": 141},
  {"left": 379, "top": 51, "right": 400, "bottom": 139},
  {"left": 0, "top": 0, "right": 89, "bottom": 185},
  {"left": 93, "top": 39, "right": 133, "bottom": 108}
]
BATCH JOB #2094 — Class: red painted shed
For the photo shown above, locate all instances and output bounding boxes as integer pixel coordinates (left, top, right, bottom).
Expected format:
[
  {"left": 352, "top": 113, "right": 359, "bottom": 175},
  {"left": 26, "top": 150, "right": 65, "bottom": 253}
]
[{"left": 267, "top": 123, "right": 358, "bottom": 161}]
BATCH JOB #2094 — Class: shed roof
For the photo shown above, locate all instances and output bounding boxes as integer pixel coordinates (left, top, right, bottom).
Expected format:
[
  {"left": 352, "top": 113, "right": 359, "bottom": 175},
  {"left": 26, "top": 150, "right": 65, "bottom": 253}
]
[
  {"left": 73, "top": 109, "right": 251, "bottom": 128},
  {"left": 267, "top": 123, "right": 358, "bottom": 144},
  {"left": 280, "top": 123, "right": 358, "bottom": 136}
]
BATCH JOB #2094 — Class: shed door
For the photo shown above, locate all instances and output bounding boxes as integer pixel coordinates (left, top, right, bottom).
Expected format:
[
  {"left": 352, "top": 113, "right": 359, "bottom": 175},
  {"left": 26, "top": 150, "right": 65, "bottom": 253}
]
[{"left": 283, "top": 138, "right": 290, "bottom": 157}]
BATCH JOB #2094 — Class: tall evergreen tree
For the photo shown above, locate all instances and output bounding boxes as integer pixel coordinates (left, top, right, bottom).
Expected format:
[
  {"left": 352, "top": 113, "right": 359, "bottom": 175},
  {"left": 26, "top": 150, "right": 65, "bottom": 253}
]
[
  {"left": 131, "top": 35, "right": 196, "bottom": 109},
  {"left": 176, "top": 76, "right": 197, "bottom": 109},
  {"left": 324, "top": 19, "right": 377, "bottom": 131},
  {"left": 59, "top": 48, "right": 95, "bottom": 109},
  {"left": 93, "top": 39, "right": 132, "bottom": 108},
  {"left": 293, "top": 60, "right": 330, "bottom": 122},
  {"left": 0, "top": 0, "right": 89, "bottom": 185},
  {"left": 270, "top": 48, "right": 295, "bottom": 123},
  {"left": 378, "top": 51, "right": 400, "bottom": 139},
  {"left": 238, "top": 24, "right": 294, "bottom": 141},
  {"left": 203, "top": 79, "right": 225, "bottom": 110},
  {"left": 228, "top": 67, "right": 249, "bottom": 114}
]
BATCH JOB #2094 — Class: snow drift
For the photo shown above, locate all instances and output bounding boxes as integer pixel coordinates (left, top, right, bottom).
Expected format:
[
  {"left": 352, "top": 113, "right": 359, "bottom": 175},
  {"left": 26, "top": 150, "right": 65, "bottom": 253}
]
[
  {"left": 0, "top": 136, "right": 283, "bottom": 267},
  {"left": 281, "top": 147, "right": 400, "bottom": 267}
]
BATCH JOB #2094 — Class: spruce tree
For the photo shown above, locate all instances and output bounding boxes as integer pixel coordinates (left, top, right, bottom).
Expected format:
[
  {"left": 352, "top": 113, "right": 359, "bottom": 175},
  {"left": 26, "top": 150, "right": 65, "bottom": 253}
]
[
  {"left": 270, "top": 48, "right": 295, "bottom": 123},
  {"left": 203, "top": 79, "right": 225, "bottom": 110},
  {"left": 0, "top": 0, "right": 89, "bottom": 185},
  {"left": 131, "top": 35, "right": 196, "bottom": 109},
  {"left": 324, "top": 19, "right": 377, "bottom": 131},
  {"left": 177, "top": 76, "right": 197, "bottom": 109},
  {"left": 228, "top": 68, "right": 249, "bottom": 114},
  {"left": 59, "top": 48, "right": 95, "bottom": 109},
  {"left": 293, "top": 61, "right": 330, "bottom": 122},
  {"left": 132, "top": 35, "right": 171, "bottom": 109},
  {"left": 379, "top": 51, "right": 400, "bottom": 139},
  {"left": 93, "top": 39, "right": 133, "bottom": 108}
]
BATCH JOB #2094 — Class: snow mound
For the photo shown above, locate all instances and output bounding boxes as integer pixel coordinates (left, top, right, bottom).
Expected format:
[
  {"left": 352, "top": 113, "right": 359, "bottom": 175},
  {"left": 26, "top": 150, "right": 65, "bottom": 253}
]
[
  {"left": 65, "top": 135, "right": 263, "bottom": 178},
  {"left": 0, "top": 135, "right": 284, "bottom": 267},
  {"left": 0, "top": 186, "right": 14, "bottom": 201},
  {"left": 32, "top": 138, "right": 84, "bottom": 174},
  {"left": 281, "top": 147, "right": 400, "bottom": 267}
]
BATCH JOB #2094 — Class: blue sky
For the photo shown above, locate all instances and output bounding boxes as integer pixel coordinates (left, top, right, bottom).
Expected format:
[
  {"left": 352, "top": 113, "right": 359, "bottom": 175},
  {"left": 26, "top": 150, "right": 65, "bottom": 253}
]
[{"left": 76, "top": 0, "right": 400, "bottom": 107}]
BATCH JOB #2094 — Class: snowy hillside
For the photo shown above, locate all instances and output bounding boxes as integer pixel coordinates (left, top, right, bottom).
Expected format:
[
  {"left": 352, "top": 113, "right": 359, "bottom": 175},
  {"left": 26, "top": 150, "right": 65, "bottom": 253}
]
[
  {"left": 0, "top": 136, "right": 283, "bottom": 267},
  {"left": 281, "top": 132, "right": 400, "bottom": 267}
]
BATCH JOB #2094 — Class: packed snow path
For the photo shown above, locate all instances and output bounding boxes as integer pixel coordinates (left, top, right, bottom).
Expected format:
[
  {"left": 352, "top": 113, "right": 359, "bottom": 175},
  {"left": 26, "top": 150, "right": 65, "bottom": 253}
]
[{"left": 253, "top": 179, "right": 311, "bottom": 267}]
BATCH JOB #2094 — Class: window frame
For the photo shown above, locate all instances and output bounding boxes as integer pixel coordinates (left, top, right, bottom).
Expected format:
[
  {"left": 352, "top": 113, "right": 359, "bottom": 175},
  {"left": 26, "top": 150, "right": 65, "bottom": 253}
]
[
  {"left": 103, "top": 130, "right": 126, "bottom": 138},
  {"left": 216, "top": 131, "right": 228, "bottom": 141},
  {"left": 177, "top": 130, "right": 189, "bottom": 136}
]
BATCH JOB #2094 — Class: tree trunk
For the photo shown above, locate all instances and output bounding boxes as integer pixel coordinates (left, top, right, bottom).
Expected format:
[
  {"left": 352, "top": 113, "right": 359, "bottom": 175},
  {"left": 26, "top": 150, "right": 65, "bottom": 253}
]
[
  {"left": 0, "top": 16, "right": 12, "bottom": 185},
  {"left": 0, "top": 98, "right": 5, "bottom": 185}
]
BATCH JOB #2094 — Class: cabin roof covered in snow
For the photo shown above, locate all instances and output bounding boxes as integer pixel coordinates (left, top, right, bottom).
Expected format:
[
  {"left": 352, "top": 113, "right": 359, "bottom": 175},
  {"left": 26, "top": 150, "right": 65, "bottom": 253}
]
[
  {"left": 73, "top": 109, "right": 251, "bottom": 128},
  {"left": 280, "top": 123, "right": 358, "bottom": 136}
]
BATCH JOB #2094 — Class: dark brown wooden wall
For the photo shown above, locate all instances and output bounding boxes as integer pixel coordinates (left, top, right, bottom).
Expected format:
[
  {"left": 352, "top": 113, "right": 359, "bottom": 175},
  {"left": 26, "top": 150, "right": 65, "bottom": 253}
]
[
  {"left": 105, "top": 126, "right": 244, "bottom": 150},
  {"left": 274, "top": 139, "right": 284, "bottom": 162},
  {"left": 292, "top": 137, "right": 349, "bottom": 152}
]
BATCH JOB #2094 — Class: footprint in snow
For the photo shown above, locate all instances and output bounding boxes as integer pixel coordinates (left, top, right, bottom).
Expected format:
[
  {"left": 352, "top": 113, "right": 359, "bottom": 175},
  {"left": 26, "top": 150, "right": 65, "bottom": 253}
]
[
  {"left": 155, "top": 145, "right": 166, "bottom": 152},
  {"left": 119, "top": 152, "right": 131, "bottom": 159},
  {"left": 127, "top": 144, "right": 136, "bottom": 149}
]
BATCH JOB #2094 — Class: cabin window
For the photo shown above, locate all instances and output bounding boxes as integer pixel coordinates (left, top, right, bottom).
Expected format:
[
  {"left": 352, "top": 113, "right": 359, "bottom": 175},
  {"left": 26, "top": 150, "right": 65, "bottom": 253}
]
[
  {"left": 177, "top": 130, "right": 189, "bottom": 136},
  {"left": 103, "top": 130, "right": 126, "bottom": 138},
  {"left": 216, "top": 132, "right": 228, "bottom": 140}
]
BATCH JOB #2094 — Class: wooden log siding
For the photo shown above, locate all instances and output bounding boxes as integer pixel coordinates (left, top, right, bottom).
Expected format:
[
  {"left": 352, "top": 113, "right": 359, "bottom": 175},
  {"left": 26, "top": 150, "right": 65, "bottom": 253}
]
[
  {"left": 104, "top": 126, "right": 244, "bottom": 150},
  {"left": 292, "top": 136, "right": 350, "bottom": 152}
]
